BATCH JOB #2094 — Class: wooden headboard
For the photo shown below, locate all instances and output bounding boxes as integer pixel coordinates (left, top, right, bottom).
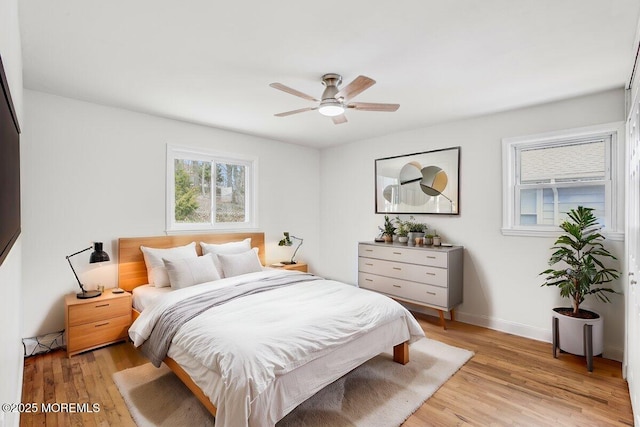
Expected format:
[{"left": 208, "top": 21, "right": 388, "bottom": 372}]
[{"left": 118, "top": 232, "right": 265, "bottom": 292}]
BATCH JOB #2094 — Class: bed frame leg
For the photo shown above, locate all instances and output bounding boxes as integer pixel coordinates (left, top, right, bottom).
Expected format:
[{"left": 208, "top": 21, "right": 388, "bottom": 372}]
[{"left": 393, "top": 341, "right": 409, "bottom": 365}]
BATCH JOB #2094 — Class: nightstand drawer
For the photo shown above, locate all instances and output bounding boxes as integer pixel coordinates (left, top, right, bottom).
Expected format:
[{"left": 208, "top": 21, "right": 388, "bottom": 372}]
[
  {"left": 67, "top": 314, "right": 131, "bottom": 354},
  {"left": 68, "top": 297, "right": 131, "bottom": 326}
]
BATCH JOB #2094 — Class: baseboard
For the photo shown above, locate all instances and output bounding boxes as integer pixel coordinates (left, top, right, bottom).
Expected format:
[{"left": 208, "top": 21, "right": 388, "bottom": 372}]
[
  {"left": 406, "top": 304, "right": 624, "bottom": 362},
  {"left": 454, "top": 311, "right": 550, "bottom": 341},
  {"left": 456, "top": 311, "right": 624, "bottom": 362}
]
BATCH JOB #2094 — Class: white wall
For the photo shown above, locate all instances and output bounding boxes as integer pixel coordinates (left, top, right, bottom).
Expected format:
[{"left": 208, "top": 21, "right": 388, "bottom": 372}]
[
  {"left": 21, "top": 90, "right": 320, "bottom": 338},
  {"left": 318, "top": 88, "right": 626, "bottom": 360},
  {"left": 0, "top": 0, "right": 23, "bottom": 425},
  {"left": 18, "top": 77, "right": 627, "bottom": 366}
]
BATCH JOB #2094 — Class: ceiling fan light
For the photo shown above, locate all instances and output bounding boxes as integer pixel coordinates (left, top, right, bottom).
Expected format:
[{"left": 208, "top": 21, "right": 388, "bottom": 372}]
[{"left": 318, "top": 100, "right": 345, "bottom": 117}]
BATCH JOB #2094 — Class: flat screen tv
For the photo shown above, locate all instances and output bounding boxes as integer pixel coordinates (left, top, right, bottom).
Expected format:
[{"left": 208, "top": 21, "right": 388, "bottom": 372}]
[{"left": 0, "top": 55, "right": 21, "bottom": 266}]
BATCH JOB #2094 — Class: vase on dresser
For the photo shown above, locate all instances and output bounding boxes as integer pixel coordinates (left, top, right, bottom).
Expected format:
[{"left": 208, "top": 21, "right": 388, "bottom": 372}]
[{"left": 407, "top": 232, "right": 424, "bottom": 244}]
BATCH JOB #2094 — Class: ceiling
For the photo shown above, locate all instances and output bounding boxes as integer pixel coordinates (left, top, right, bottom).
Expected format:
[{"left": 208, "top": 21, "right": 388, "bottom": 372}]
[{"left": 18, "top": 1, "right": 640, "bottom": 149}]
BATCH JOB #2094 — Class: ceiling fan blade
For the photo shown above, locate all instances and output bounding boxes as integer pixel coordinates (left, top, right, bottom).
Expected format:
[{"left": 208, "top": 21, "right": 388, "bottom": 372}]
[
  {"left": 274, "top": 107, "right": 317, "bottom": 117},
  {"left": 332, "top": 114, "right": 348, "bottom": 125},
  {"left": 348, "top": 102, "right": 400, "bottom": 112},
  {"left": 335, "top": 76, "right": 376, "bottom": 101},
  {"left": 269, "top": 83, "right": 319, "bottom": 102}
]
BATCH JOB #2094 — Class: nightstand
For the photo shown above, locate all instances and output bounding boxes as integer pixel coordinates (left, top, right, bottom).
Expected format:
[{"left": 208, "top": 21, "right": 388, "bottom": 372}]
[
  {"left": 64, "top": 289, "right": 132, "bottom": 357},
  {"left": 274, "top": 263, "right": 308, "bottom": 273}
]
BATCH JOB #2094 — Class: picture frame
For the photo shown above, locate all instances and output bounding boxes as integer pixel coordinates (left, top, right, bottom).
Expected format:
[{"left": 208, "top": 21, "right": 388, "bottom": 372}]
[{"left": 375, "top": 147, "right": 460, "bottom": 215}]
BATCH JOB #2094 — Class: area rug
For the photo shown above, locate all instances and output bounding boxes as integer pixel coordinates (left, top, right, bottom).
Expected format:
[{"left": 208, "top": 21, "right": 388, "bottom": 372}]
[{"left": 112, "top": 338, "right": 473, "bottom": 427}]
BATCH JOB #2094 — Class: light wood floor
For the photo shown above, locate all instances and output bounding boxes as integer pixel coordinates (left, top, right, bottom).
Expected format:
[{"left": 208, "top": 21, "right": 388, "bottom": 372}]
[{"left": 21, "top": 314, "right": 634, "bottom": 426}]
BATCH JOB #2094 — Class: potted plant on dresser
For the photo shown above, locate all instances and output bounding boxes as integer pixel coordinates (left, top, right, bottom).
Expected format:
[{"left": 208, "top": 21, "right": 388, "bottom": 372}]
[
  {"left": 394, "top": 216, "right": 409, "bottom": 243},
  {"left": 406, "top": 217, "right": 427, "bottom": 244},
  {"left": 378, "top": 215, "right": 395, "bottom": 243},
  {"left": 540, "top": 206, "right": 619, "bottom": 370}
]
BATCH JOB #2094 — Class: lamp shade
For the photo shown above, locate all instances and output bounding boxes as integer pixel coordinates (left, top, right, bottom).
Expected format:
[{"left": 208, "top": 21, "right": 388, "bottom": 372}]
[{"left": 89, "top": 242, "right": 110, "bottom": 263}]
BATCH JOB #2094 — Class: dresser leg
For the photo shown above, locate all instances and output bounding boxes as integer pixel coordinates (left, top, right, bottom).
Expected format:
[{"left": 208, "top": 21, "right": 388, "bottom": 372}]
[
  {"left": 438, "top": 310, "right": 447, "bottom": 329},
  {"left": 450, "top": 309, "right": 455, "bottom": 322}
]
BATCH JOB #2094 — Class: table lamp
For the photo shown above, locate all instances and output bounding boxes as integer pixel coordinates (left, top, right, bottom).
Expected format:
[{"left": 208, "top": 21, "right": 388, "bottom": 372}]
[
  {"left": 66, "top": 242, "right": 110, "bottom": 299},
  {"left": 278, "top": 232, "right": 303, "bottom": 265}
]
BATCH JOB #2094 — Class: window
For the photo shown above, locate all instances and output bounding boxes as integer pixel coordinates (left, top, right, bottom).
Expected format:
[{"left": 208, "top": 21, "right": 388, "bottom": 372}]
[
  {"left": 502, "top": 123, "right": 624, "bottom": 240},
  {"left": 166, "top": 145, "right": 257, "bottom": 231}
]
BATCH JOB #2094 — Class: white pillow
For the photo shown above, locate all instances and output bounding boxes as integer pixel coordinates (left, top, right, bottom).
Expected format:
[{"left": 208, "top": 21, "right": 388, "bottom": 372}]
[
  {"left": 217, "top": 249, "right": 263, "bottom": 278},
  {"left": 140, "top": 242, "right": 198, "bottom": 287},
  {"left": 163, "top": 253, "right": 220, "bottom": 289},
  {"left": 200, "top": 238, "right": 252, "bottom": 277}
]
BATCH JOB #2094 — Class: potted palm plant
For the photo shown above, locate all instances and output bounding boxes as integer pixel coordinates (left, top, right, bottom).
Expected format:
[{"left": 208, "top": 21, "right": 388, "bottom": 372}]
[{"left": 540, "top": 206, "right": 619, "bottom": 359}]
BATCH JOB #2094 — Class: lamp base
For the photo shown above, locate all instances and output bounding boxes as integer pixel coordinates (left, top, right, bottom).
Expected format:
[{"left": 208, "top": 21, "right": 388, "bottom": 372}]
[
  {"left": 77, "top": 290, "right": 102, "bottom": 299},
  {"left": 280, "top": 261, "right": 297, "bottom": 265}
]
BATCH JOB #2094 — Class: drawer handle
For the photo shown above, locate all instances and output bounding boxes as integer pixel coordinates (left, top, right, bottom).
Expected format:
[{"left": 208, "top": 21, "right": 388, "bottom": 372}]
[
  {"left": 365, "top": 278, "right": 373, "bottom": 282},
  {"left": 392, "top": 252, "right": 402, "bottom": 255},
  {"left": 393, "top": 284, "right": 402, "bottom": 288},
  {"left": 426, "top": 272, "right": 436, "bottom": 276},
  {"left": 95, "top": 322, "right": 110, "bottom": 327},
  {"left": 365, "top": 249, "right": 373, "bottom": 252},
  {"left": 95, "top": 304, "right": 110, "bottom": 308},
  {"left": 393, "top": 267, "right": 402, "bottom": 271},
  {"left": 426, "top": 256, "right": 436, "bottom": 259},
  {"left": 365, "top": 263, "right": 374, "bottom": 266},
  {"left": 426, "top": 291, "right": 436, "bottom": 296}
]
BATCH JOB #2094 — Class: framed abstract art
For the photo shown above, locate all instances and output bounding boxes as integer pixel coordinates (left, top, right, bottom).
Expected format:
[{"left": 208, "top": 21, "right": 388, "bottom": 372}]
[{"left": 375, "top": 147, "right": 460, "bottom": 215}]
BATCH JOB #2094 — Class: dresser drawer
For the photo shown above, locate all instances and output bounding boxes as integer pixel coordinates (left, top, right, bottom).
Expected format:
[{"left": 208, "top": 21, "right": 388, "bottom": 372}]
[
  {"left": 358, "top": 257, "right": 447, "bottom": 287},
  {"left": 358, "top": 244, "right": 448, "bottom": 268},
  {"left": 68, "top": 296, "right": 131, "bottom": 326},
  {"left": 359, "top": 272, "right": 448, "bottom": 308},
  {"left": 67, "top": 314, "right": 131, "bottom": 354}
]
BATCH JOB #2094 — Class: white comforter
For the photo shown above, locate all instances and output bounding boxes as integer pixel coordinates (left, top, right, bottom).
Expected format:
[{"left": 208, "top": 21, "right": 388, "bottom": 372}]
[{"left": 129, "top": 269, "right": 425, "bottom": 427}]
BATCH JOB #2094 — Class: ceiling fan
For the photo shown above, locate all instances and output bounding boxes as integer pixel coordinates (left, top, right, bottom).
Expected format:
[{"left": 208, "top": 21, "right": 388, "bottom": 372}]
[{"left": 269, "top": 73, "right": 400, "bottom": 125}]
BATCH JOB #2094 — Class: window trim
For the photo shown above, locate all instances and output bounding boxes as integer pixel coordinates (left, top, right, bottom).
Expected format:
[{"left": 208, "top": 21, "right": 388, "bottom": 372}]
[
  {"left": 166, "top": 144, "right": 258, "bottom": 232},
  {"left": 502, "top": 122, "right": 624, "bottom": 240}
]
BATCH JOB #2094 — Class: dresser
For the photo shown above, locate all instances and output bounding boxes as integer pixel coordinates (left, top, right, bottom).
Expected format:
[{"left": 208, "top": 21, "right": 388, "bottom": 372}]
[
  {"left": 64, "top": 289, "right": 132, "bottom": 357},
  {"left": 358, "top": 241, "right": 463, "bottom": 328}
]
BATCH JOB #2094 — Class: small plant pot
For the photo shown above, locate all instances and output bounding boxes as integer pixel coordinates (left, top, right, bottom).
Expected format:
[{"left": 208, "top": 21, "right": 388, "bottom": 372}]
[
  {"left": 423, "top": 237, "right": 433, "bottom": 246},
  {"left": 432, "top": 236, "right": 441, "bottom": 246},
  {"left": 552, "top": 308, "right": 603, "bottom": 356},
  {"left": 383, "top": 235, "right": 393, "bottom": 243},
  {"left": 408, "top": 232, "right": 425, "bottom": 245},
  {"left": 398, "top": 236, "right": 408, "bottom": 243}
]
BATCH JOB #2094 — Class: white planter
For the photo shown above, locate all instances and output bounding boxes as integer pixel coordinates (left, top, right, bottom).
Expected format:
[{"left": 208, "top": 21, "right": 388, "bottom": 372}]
[
  {"left": 552, "top": 308, "right": 603, "bottom": 356},
  {"left": 398, "top": 236, "right": 408, "bottom": 243}
]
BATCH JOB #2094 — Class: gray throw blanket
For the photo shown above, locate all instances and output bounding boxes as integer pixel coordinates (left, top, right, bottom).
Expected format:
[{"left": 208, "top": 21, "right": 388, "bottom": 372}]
[{"left": 141, "top": 272, "right": 323, "bottom": 367}]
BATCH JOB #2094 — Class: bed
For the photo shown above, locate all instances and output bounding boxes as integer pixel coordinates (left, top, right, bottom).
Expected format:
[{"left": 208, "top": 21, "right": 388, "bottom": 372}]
[{"left": 119, "top": 232, "right": 425, "bottom": 427}]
